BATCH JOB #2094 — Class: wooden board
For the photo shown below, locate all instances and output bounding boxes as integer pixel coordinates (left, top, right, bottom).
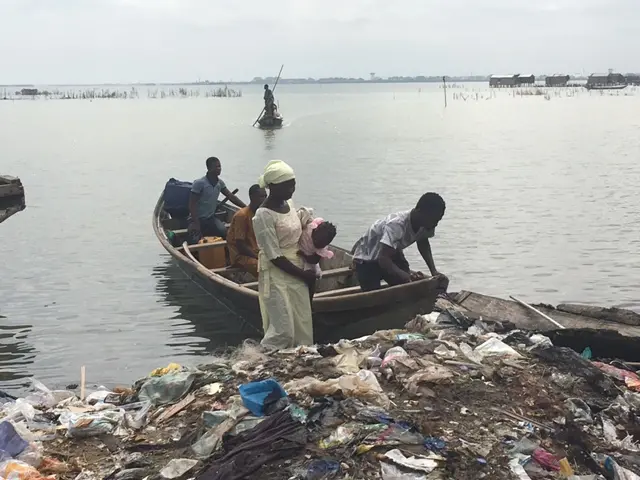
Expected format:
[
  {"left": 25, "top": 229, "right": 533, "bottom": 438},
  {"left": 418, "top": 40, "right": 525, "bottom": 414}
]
[
  {"left": 454, "top": 291, "right": 640, "bottom": 337},
  {"left": 0, "top": 183, "right": 23, "bottom": 198},
  {"left": 178, "top": 241, "right": 227, "bottom": 252}
]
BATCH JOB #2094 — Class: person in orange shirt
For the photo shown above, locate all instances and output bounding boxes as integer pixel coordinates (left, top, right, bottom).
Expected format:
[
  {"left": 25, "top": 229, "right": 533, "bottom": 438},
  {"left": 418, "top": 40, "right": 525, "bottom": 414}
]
[{"left": 227, "top": 184, "right": 267, "bottom": 277}]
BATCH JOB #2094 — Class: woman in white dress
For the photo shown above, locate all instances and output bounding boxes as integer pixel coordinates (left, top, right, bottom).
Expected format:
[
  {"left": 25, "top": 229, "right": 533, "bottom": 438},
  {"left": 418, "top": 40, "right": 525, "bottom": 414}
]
[{"left": 252, "top": 160, "right": 316, "bottom": 349}]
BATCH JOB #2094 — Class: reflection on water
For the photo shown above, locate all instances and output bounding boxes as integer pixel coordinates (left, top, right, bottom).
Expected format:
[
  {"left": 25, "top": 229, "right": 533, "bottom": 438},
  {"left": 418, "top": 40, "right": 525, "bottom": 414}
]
[
  {"left": 2, "top": 82, "right": 640, "bottom": 388},
  {"left": 152, "top": 259, "right": 261, "bottom": 354},
  {"left": 262, "top": 129, "right": 277, "bottom": 151},
  {"left": 0, "top": 322, "right": 36, "bottom": 387}
]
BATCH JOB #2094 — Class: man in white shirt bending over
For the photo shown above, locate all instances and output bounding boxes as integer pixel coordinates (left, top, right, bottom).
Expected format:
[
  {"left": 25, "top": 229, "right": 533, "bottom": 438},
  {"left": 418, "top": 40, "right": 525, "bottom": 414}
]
[{"left": 352, "top": 192, "right": 448, "bottom": 292}]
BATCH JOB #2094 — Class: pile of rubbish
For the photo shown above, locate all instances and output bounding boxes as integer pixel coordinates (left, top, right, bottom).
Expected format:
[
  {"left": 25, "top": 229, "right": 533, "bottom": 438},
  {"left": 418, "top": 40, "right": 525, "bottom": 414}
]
[{"left": 4, "top": 308, "right": 640, "bottom": 479}]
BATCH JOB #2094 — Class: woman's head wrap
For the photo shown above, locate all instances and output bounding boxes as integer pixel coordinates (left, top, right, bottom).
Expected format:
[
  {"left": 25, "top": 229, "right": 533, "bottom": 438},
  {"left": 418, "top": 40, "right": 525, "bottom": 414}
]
[{"left": 258, "top": 160, "right": 295, "bottom": 188}]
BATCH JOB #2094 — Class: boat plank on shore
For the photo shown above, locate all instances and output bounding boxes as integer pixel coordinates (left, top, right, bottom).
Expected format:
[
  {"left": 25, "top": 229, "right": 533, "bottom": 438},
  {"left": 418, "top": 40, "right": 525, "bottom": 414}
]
[
  {"left": 153, "top": 195, "right": 448, "bottom": 342},
  {"left": 452, "top": 290, "right": 640, "bottom": 336}
]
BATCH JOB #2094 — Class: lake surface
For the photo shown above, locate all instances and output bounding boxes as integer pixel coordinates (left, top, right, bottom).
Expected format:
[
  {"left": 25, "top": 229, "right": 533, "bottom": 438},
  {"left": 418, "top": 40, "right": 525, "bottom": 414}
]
[{"left": 1, "top": 82, "right": 639, "bottom": 391}]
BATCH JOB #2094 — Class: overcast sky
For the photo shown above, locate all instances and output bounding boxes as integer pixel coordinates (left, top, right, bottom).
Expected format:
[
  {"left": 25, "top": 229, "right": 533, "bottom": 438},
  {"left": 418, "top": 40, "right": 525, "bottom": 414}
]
[{"left": 1, "top": 0, "right": 638, "bottom": 84}]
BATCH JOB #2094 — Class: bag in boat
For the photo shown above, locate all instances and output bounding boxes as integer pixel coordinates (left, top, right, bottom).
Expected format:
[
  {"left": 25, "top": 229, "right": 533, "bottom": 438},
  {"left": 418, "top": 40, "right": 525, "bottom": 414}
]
[{"left": 163, "top": 178, "right": 192, "bottom": 218}]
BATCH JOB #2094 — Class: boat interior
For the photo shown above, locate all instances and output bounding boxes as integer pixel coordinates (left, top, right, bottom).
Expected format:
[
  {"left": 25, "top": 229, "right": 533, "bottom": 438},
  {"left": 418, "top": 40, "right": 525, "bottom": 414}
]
[{"left": 158, "top": 205, "right": 379, "bottom": 298}]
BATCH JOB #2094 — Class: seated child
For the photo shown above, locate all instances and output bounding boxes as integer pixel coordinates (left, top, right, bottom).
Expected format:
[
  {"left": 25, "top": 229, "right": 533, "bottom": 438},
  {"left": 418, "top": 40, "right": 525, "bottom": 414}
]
[{"left": 298, "top": 207, "right": 337, "bottom": 278}]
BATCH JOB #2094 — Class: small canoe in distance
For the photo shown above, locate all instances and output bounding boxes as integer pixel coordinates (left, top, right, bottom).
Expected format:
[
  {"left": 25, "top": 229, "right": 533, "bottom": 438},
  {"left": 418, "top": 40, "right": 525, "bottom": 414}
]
[
  {"left": 153, "top": 196, "right": 447, "bottom": 342},
  {"left": 258, "top": 114, "right": 283, "bottom": 129}
]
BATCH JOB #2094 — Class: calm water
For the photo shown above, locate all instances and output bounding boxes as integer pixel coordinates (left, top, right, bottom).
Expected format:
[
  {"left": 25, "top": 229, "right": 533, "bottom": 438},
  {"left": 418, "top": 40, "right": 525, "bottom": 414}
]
[{"left": 1, "top": 82, "right": 639, "bottom": 391}]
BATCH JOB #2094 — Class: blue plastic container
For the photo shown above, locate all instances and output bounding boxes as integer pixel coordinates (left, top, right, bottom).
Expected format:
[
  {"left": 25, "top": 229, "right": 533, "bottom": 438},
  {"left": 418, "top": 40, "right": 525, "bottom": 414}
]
[{"left": 238, "top": 379, "right": 287, "bottom": 417}]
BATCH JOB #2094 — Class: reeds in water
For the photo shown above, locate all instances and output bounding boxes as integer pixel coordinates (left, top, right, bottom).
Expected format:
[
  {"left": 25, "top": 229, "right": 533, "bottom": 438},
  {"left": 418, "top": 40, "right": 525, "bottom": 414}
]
[{"left": 2, "top": 85, "right": 242, "bottom": 101}]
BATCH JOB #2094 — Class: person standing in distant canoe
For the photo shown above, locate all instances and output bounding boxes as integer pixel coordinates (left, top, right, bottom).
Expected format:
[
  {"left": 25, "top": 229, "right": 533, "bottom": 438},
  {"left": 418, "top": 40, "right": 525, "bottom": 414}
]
[
  {"left": 352, "top": 192, "right": 449, "bottom": 292},
  {"left": 188, "top": 157, "right": 245, "bottom": 243},
  {"left": 264, "top": 84, "right": 275, "bottom": 116},
  {"left": 252, "top": 160, "right": 316, "bottom": 350}
]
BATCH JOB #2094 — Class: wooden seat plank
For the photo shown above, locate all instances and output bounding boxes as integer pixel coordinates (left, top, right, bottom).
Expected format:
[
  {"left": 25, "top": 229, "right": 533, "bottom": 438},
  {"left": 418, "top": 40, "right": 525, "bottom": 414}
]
[{"left": 240, "top": 266, "right": 352, "bottom": 290}]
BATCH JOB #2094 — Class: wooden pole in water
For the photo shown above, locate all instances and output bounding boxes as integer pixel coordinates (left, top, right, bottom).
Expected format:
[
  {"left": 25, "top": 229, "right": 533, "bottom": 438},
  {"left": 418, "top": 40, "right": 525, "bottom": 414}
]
[
  {"left": 443, "top": 76, "right": 447, "bottom": 108},
  {"left": 80, "top": 366, "right": 86, "bottom": 401},
  {"left": 510, "top": 296, "right": 566, "bottom": 329},
  {"left": 253, "top": 64, "right": 285, "bottom": 126}
]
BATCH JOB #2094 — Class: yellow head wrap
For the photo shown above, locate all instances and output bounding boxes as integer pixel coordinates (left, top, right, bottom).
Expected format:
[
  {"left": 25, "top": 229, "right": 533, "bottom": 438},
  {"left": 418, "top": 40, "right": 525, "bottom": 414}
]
[{"left": 258, "top": 160, "right": 295, "bottom": 188}]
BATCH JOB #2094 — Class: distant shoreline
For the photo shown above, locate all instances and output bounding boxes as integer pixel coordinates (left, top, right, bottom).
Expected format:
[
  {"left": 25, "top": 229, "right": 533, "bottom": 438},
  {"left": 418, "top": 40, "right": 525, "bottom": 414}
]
[{"left": 0, "top": 76, "right": 591, "bottom": 88}]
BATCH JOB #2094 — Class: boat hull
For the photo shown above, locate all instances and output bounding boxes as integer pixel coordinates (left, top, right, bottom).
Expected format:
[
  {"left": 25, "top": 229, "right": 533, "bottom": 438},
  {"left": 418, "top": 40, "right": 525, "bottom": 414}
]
[
  {"left": 258, "top": 116, "right": 283, "bottom": 129},
  {"left": 153, "top": 195, "right": 446, "bottom": 342},
  {"left": 585, "top": 84, "right": 628, "bottom": 90}
]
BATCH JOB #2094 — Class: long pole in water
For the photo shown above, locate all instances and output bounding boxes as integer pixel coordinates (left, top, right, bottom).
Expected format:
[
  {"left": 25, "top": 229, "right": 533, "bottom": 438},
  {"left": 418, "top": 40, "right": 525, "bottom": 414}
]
[
  {"left": 253, "top": 64, "right": 285, "bottom": 126},
  {"left": 443, "top": 76, "right": 447, "bottom": 108}
]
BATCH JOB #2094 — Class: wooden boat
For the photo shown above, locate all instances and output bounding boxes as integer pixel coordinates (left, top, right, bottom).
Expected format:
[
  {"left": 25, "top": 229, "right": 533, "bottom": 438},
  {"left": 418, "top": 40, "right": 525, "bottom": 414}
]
[
  {"left": 449, "top": 290, "right": 640, "bottom": 336},
  {"left": 585, "top": 84, "right": 628, "bottom": 91},
  {"left": 153, "top": 196, "right": 447, "bottom": 342},
  {"left": 258, "top": 114, "right": 283, "bottom": 129},
  {"left": 0, "top": 175, "right": 25, "bottom": 224}
]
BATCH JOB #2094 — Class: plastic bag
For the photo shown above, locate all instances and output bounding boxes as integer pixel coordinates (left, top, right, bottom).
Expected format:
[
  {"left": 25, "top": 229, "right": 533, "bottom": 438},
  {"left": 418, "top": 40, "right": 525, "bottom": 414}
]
[
  {"left": 285, "top": 371, "right": 390, "bottom": 408},
  {"left": 160, "top": 459, "right": 198, "bottom": 479},
  {"left": 122, "top": 401, "right": 152, "bottom": 431},
  {"left": 85, "top": 388, "right": 113, "bottom": 405},
  {"left": 0, "top": 459, "right": 54, "bottom": 480},
  {"left": 373, "top": 423, "right": 425, "bottom": 446},
  {"left": 509, "top": 455, "right": 533, "bottom": 480},
  {"left": 306, "top": 459, "right": 340, "bottom": 479},
  {"left": 0, "top": 421, "right": 28, "bottom": 458},
  {"left": 2, "top": 400, "right": 36, "bottom": 423},
  {"left": 382, "top": 449, "right": 442, "bottom": 474},
  {"left": 380, "top": 462, "right": 427, "bottom": 480},
  {"left": 15, "top": 442, "right": 43, "bottom": 468},
  {"left": 318, "top": 422, "right": 385, "bottom": 449},
  {"left": 565, "top": 398, "right": 593, "bottom": 425},
  {"left": 203, "top": 411, "right": 230, "bottom": 429},
  {"left": 602, "top": 417, "right": 618, "bottom": 443},
  {"left": 332, "top": 341, "right": 372, "bottom": 374},
  {"left": 528, "top": 334, "right": 553, "bottom": 349},
  {"left": 67, "top": 410, "right": 123, "bottom": 438},
  {"left": 191, "top": 399, "right": 248, "bottom": 459},
  {"left": 459, "top": 343, "right": 483, "bottom": 364},
  {"left": 593, "top": 454, "right": 640, "bottom": 480},
  {"left": 532, "top": 448, "right": 560, "bottom": 471},
  {"left": 381, "top": 347, "right": 409, "bottom": 368},
  {"left": 138, "top": 371, "right": 195, "bottom": 406},
  {"left": 593, "top": 362, "right": 640, "bottom": 385},
  {"left": 508, "top": 437, "right": 540, "bottom": 455},
  {"left": 474, "top": 338, "right": 522, "bottom": 359},
  {"left": 434, "top": 345, "right": 457, "bottom": 359},
  {"left": 229, "top": 417, "right": 264, "bottom": 436},
  {"left": 337, "top": 370, "right": 390, "bottom": 408},
  {"left": 150, "top": 363, "right": 182, "bottom": 377},
  {"left": 405, "top": 365, "right": 453, "bottom": 395}
]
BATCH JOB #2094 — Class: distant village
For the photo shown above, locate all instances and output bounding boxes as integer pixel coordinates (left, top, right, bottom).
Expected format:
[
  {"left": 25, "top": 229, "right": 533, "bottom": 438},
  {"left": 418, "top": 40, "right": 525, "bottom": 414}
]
[{"left": 489, "top": 71, "right": 639, "bottom": 88}]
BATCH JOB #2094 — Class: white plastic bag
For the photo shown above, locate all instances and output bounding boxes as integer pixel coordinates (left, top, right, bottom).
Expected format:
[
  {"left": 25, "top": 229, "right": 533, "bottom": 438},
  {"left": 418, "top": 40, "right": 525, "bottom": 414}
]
[
  {"left": 383, "top": 449, "right": 442, "bottom": 473},
  {"left": 160, "top": 459, "right": 198, "bottom": 479},
  {"left": 337, "top": 370, "right": 390, "bottom": 408},
  {"left": 474, "top": 337, "right": 522, "bottom": 359},
  {"left": 2, "top": 399, "right": 36, "bottom": 423},
  {"left": 67, "top": 410, "right": 123, "bottom": 438},
  {"left": 380, "top": 347, "right": 409, "bottom": 368}
]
